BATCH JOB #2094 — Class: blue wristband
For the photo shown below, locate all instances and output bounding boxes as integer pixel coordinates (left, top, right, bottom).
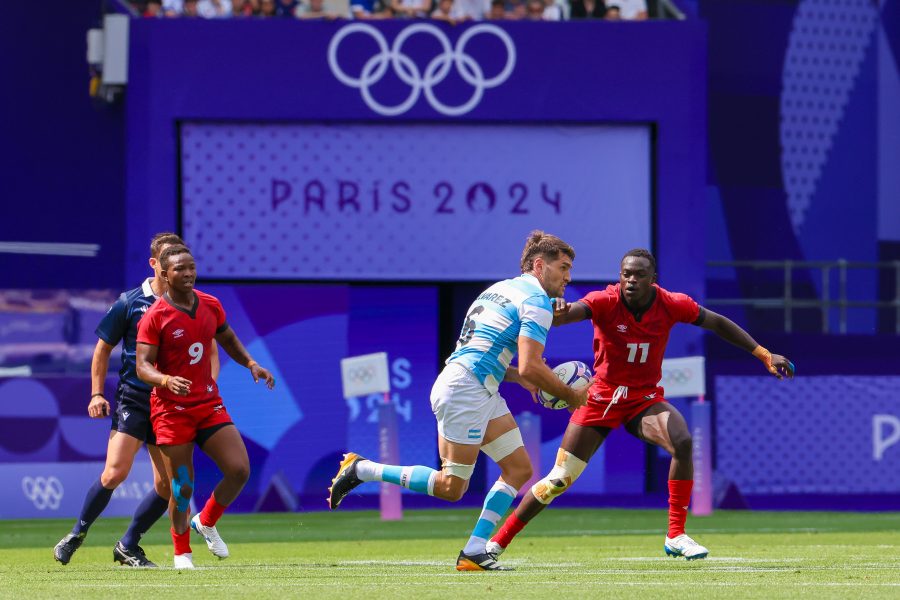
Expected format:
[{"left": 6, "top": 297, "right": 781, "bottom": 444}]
[{"left": 788, "top": 361, "right": 795, "bottom": 374}]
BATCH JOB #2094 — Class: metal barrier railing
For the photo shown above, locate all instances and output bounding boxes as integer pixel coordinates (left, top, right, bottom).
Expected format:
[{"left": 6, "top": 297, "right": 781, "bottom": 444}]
[{"left": 706, "top": 260, "right": 900, "bottom": 334}]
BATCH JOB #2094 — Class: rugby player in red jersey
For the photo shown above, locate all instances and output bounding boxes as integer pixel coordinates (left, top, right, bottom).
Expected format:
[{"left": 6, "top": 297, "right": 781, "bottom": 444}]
[
  {"left": 136, "top": 245, "right": 275, "bottom": 569},
  {"left": 487, "top": 249, "right": 795, "bottom": 560}
]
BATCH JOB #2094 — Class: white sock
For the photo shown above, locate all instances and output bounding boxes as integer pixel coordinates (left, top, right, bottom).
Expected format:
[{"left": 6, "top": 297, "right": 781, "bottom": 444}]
[{"left": 355, "top": 460, "right": 382, "bottom": 482}]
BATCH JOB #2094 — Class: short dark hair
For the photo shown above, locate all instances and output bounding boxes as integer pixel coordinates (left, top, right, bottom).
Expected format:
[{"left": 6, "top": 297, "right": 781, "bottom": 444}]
[
  {"left": 159, "top": 244, "right": 193, "bottom": 270},
  {"left": 622, "top": 248, "right": 657, "bottom": 273},
  {"left": 520, "top": 230, "right": 575, "bottom": 273},
  {"left": 150, "top": 233, "right": 185, "bottom": 259}
]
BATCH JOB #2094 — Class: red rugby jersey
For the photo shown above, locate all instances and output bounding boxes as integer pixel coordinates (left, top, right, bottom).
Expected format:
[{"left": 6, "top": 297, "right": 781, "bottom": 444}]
[
  {"left": 579, "top": 283, "right": 700, "bottom": 389},
  {"left": 137, "top": 289, "right": 227, "bottom": 406}
]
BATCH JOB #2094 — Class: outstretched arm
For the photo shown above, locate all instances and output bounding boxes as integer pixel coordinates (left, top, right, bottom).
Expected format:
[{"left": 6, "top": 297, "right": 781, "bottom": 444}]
[
  {"left": 214, "top": 326, "right": 275, "bottom": 389},
  {"left": 697, "top": 307, "right": 795, "bottom": 379},
  {"left": 551, "top": 299, "right": 591, "bottom": 327}
]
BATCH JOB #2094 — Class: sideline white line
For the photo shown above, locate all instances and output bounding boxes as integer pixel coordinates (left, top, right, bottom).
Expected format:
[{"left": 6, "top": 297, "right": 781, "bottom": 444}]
[{"left": 64, "top": 581, "right": 900, "bottom": 589}]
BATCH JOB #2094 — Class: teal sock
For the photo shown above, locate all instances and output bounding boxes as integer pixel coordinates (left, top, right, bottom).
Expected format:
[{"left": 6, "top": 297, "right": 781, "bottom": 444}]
[
  {"left": 463, "top": 480, "right": 517, "bottom": 555},
  {"left": 359, "top": 461, "right": 437, "bottom": 495}
]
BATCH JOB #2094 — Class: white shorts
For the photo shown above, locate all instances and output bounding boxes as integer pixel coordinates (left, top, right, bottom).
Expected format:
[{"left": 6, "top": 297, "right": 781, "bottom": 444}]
[{"left": 430, "top": 362, "right": 511, "bottom": 445}]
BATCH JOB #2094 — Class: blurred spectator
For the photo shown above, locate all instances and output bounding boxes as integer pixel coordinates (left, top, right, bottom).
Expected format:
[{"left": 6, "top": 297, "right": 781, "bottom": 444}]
[
  {"left": 181, "top": 0, "right": 200, "bottom": 17},
  {"left": 199, "top": 0, "right": 234, "bottom": 16},
  {"left": 506, "top": 0, "right": 526, "bottom": 19},
  {"left": 542, "top": 0, "right": 563, "bottom": 20},
  {"left": 451, "top": 0, "right": 489, "bottom": 20},
  {"left": 606, "top": 0, "right": 646, "bottom": 19},
  {"left": 162, "top": 0, "right": 182, "bottom": 15},
  {"left": 233, "top": 0, "right": 260, "bottom": 15},
  {"left": 524, "top": 0, "right": 543, "bottom": 20},
  {"left": 570, "top": 0, "right": 605, "bottom": 19},
  {"left": 351, "top": 0, "right": 391, "bottom": 19},
  {"left": 275, "top": 0, "right": 300, "bottom": 15},
  {"left": 260, "top": 0, "right": 278, "bottom": 15},
  {"left": 486, "top": 0, "right": 505, "bottom": 19},
  {"left": 144, "top": 0, "right": 164, "bottom": 16},
  {"left": 391, "top": 0, "right": 432, "bottom": 18},
  {"left": 295, "top": 0, "right": 346, "bottom": 18},
  {"left": 431, "top": 0, "right": 456, "bottom": 21}
]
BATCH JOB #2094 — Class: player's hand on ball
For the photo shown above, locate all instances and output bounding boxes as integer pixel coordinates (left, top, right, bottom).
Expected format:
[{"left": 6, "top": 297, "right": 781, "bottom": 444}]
[
  {"left": 566, "top": 380, "right": 592, "bottom": 411},
  {"left": 251, "top": 364, "right": 276, "bottom": 389}
]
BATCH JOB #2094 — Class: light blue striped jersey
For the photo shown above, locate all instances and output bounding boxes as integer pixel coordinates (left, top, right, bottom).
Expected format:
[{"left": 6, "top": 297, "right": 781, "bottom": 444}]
[{"left": 447, "top": 273, "right": 553, "bottom": 394}]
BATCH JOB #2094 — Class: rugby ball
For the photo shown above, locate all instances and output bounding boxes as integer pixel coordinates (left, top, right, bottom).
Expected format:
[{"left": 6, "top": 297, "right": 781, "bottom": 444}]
[{"left": 538, "top": 360, "right": 592, "bottom": 410}]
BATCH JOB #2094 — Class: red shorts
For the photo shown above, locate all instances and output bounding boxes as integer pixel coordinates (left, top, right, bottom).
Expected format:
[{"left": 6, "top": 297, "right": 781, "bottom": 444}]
[
  {"left": 152, "top": 397, "right": 233, "bottom": 446},
  {"left": 570, "top": 381, "right": 666, "bottom": 429}
]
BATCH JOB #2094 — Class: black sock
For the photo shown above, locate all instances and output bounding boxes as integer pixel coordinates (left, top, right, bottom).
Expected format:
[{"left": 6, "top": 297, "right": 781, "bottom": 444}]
[
  {"left": 72, "top": 479, "right": 114, "bottom": 535},
  {"left": 120, "top": 492, "right": 169, "bottom": 549}
]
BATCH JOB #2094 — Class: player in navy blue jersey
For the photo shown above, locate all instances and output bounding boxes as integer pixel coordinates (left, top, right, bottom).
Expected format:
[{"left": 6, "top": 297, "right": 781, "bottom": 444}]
[{"left": 54, "top": 233, "right": 218, "bottom": 568}]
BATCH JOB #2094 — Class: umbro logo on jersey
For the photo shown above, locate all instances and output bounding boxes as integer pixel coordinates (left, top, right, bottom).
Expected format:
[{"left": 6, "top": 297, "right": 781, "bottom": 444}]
[
  {"left": 173, "top": 329, "right": 184, "bottom": 338},
  {"left": 617, "top": 324, "right": 628, "bottom": 333}
]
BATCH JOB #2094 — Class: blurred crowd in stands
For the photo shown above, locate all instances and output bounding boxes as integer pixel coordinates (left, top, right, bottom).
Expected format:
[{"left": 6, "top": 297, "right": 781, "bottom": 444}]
[{"left": 132, "top": 0, "right": 648, "bottom": 21}]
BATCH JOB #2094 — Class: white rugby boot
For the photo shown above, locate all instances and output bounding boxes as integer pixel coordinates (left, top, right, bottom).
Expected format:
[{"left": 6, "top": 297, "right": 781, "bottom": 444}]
[
  {"left": 173, "top": 552, "right": 195, "bottom": 569},
  {"left": 664, "top": 533, "right": 709, "bottom": 560},
  {"left": 191, "top": 513, "right": 229, "bottom": 559}
]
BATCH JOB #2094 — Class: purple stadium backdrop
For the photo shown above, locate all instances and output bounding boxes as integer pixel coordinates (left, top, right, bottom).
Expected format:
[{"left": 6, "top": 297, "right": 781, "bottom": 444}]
[{"left": 2, "top": 1, "right": 898, "bottom": 516}]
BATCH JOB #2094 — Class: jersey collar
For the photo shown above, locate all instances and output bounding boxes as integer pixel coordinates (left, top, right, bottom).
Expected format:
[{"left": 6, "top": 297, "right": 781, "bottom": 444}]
[
  {"left": 620, "top": 284, "right": 657, "bottom": 322},
  {"left": 519, "top": 273, "right": 548, "bottom": 297},
  {"left": 141, "top": 278, "right": 157, "bottom": 298},
  {"left": 163, "top": 291, "right": 199, "bottom": 319}
]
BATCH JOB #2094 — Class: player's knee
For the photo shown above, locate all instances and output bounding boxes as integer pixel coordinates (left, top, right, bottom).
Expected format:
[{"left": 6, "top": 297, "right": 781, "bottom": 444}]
[
  {"left": 220, "top": 462, "right": 250, "bottom": 485},
  {"left": 484, "top": 428, "right": 529, "bottom": 485},
  {"left": 671, "top": 433, "right": 693, "bottom": 461},
  {"left": 436, "top": 461, "right": 475, "bottom": 501},
  {"left": 154, "top": 479, "right": 172, "bottom": 498},
  {"left": 101, "top": 466, "right": 129, "bottom": 488},
  {"left": 226, "top": 462, "right": 251, "bottom": 485},
  {"left": 530, "top": 449, "right": 587, "bottom": 505}
]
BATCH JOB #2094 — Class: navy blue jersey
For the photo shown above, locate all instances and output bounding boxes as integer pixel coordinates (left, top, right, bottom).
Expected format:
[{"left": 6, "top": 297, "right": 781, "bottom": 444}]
[{"left": 95, "top": 279, "right": 158, "bottom": 392}]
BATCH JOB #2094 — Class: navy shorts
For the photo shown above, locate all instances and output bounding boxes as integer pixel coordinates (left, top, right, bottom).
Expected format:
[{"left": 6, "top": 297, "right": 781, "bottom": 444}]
[{"left": 109, "top": 382, "right": 156, "bottom": 445}]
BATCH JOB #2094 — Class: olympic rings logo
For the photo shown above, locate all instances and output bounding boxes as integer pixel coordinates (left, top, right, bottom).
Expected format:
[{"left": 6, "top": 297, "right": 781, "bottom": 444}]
[
  {"left": 21, "top": 476, "right": 64, "bottom": 510},
  {"left": 327, "top": 23, "right": 516, "bottom": 117},
  {"left": 346, "top": 366, "right": 376, "bottom": 383},
  {"left": 661, "top": 368, "right": 694, "bottom": 385}
]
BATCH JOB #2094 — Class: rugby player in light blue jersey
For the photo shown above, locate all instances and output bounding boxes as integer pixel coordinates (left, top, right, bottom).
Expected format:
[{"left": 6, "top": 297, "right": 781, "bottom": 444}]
[{"left": 328, "top": 230, "right": 591, "bottom": 571}]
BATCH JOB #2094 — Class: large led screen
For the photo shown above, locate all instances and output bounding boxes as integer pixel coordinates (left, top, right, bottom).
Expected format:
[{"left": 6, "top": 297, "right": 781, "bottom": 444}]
[{"left": 180, "top": 122, "right": 651, "bottom": 281}]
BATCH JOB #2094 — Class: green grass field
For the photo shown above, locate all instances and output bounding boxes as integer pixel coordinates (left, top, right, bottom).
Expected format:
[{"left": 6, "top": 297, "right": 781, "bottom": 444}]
[{"left": 2, "top": 509, "right": 899, "bottom": 599}]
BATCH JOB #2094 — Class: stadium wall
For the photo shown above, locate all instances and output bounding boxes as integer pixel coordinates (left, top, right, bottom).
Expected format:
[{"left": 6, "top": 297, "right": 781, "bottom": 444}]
[{"left": 3, "top": 2, "right": 899, "bottom": 517}]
